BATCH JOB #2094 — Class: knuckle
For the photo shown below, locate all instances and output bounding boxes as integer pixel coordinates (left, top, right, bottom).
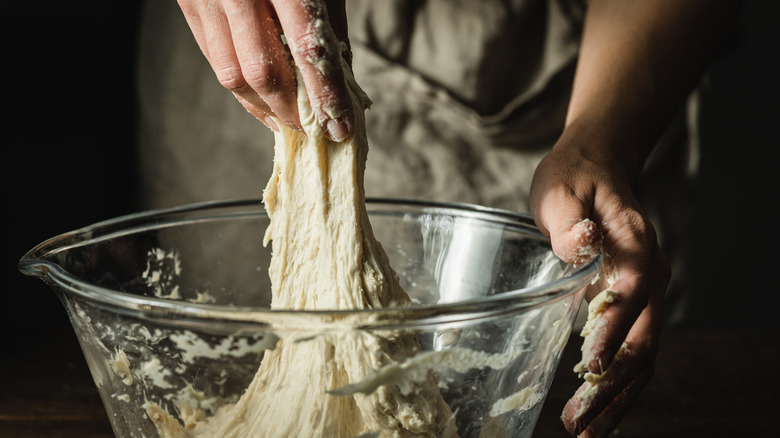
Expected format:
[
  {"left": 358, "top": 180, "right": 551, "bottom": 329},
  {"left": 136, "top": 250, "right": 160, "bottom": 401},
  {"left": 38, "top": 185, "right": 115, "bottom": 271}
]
[
  {"left": 622, "top": 338, "right": 657, "bottom": 367},
  {"left": 289, "top": 22, "right": 340, "bottom": 69},
  {"left": 214, "top": 65, "right": 247, "bottom": 92},
  {"left": 240, "top": 62, "right": 278, "bottom": 95},
  {"left": 616, "top": 207, "right": 672, "bottom": 287},
  {"left": 293, "top": 34, "right": 329, "bottom": 64},
  {"left": 620, "top": 208, "right": 657, "bottom": 246}
]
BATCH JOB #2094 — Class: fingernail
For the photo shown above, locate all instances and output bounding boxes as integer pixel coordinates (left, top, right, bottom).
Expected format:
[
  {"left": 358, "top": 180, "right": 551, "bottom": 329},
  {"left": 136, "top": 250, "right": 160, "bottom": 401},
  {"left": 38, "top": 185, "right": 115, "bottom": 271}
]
[
  {"left": 264, "top": 116, "right": 279, "bottom": 132},
  {"left": 326, "top": 118, "right": 350, "bottom": 142}
]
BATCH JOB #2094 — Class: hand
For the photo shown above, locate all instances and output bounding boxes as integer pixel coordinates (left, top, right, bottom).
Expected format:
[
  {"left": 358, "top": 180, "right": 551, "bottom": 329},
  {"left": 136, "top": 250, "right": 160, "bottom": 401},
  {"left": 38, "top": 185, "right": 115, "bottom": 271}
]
[
  {"left": 177, "top": 0, "right": 353, "bottom": 140},
  {"left": 530, "top": 121, "right": 670, "bottom": 437}
]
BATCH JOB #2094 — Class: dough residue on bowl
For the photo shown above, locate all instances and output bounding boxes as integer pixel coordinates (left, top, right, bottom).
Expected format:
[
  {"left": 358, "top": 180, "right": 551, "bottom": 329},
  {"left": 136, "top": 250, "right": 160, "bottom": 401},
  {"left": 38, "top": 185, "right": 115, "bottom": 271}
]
[{"left": 146, "top": 57, "right": 457, "bottom": 437}]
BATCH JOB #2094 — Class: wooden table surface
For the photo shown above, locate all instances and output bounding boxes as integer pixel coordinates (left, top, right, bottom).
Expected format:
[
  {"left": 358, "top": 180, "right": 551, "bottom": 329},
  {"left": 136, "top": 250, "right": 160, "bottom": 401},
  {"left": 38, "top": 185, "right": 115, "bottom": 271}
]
[{"left": 2, "top": 321, "right": 777, "bottom": 438}]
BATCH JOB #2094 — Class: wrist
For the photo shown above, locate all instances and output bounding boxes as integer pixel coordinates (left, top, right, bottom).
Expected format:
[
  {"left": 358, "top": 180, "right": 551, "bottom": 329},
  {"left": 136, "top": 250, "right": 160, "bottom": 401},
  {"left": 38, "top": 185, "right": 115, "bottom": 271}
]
[{"left": 552, "top": 114, "right": 649, "bottom": 188}]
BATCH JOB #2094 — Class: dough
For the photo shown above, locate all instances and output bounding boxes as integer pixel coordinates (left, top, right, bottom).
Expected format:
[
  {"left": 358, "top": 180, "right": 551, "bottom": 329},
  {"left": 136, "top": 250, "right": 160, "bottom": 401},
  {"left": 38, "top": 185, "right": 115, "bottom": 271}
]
[
  {"left": 569, "top": 264, "right": 620, "bottom": 423},
  {"left": 147, "top": 63, "right": 457, "bottom": 437}
]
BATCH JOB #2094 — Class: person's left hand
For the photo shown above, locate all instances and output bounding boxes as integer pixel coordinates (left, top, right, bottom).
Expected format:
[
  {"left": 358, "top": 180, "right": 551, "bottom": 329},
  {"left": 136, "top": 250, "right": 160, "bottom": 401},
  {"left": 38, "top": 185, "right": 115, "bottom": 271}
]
[{"left": 530, "top": 121, "right": 670, "bottom": 437}]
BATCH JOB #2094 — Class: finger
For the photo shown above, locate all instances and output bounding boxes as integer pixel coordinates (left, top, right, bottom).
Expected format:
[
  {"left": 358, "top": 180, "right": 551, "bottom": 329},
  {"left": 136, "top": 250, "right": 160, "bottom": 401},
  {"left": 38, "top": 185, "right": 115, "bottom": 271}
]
[
  {"left": 584, "top": 229, "right": 669, "bottom": 375},
  {"left": 192, "top": 1, "right": 277, "bottom": 122},
  {"left": 222, "top": 0, "right": 301, "bottom": 129},
  {"left": 194, "top": 2, "right": 249, "bottom": 96},
  {"left": 563, "top": 287, "right": 663, "bottom": 435},
  {"left": 234, "top": 93, "right": 279, "bottom": 131},
  {"left": 273, "top": 0, "right": 354, "bottom": 141},
  {"left": 531, "top": 181, "right": 603, "bottom": 265},
  {"left": 178, "top": 0, "right": 210, "bottom": 59},
  {"left": 578, "top": 365, "right": 654, "bottom": 438},
  {"left": 562, "top": 343, "right": 651, "bottom": 435}
]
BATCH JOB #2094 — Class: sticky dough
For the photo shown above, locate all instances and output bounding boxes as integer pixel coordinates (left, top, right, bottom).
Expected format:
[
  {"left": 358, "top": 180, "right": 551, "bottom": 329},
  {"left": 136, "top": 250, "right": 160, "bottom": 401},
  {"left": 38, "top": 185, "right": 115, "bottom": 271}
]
[{"left": 147, "top": 63, "right": 457, "bottom": 437}]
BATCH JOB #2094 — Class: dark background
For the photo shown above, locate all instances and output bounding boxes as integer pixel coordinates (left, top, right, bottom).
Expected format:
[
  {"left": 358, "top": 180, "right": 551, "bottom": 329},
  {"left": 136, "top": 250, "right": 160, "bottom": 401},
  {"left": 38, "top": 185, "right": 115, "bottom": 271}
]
[
  {"left": 4, "top": 1, "right": 142, "bottom": 331},
  {"left": 2, "top": 0, "right": 779, "bottom": 436}
]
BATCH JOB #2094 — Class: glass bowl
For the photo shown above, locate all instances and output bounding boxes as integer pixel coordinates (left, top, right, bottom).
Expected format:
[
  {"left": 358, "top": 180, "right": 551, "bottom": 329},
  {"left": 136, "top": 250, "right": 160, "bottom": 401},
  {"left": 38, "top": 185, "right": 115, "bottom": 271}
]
[{"left": 19, "top": 198, "right": 600, "bottom": 438}]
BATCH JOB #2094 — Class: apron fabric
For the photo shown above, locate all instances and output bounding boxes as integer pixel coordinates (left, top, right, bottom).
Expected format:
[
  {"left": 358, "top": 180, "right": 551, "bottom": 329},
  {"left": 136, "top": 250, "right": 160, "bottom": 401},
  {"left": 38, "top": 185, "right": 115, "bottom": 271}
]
[
  {"left": 348, "top": 0, "right": 585, "bottom": 211},
  {"left": 136, "top": 0, "right": 585, "bottom": 212},
  {"left": 135, "top": 0, "right": 696, "bottom": 326}
]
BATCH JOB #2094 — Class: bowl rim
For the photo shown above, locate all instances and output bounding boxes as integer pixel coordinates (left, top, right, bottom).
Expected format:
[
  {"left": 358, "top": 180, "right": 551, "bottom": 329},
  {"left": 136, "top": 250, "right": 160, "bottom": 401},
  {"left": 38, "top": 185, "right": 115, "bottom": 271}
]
[{"left": 19, "top": 198, "right": 601, "bottom": 329}]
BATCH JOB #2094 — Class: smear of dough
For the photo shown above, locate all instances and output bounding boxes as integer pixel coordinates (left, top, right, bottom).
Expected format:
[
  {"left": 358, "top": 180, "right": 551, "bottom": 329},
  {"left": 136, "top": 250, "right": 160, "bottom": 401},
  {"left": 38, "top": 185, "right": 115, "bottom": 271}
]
[
  {"left": 570, "top": 264, "right": 620, "bottom": 422},
  {"left": 110, "top": 349, "right": 133, "bottom": 386},
  {"left": 489, "top": 384, "right": 542, "bottom": 418},
  {"left": 573, "top": 289, "right": 619, "bottom": 379},
  {"left": 147, "top": 60, "right": 457, "bottom": 437}
]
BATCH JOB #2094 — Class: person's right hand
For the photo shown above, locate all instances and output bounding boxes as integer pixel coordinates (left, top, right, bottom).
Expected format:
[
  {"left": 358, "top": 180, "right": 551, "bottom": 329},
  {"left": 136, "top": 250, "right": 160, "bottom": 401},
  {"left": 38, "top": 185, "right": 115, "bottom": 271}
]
[
  {"left": 530, "top": 119, "right": 671, "bottom": 437},
  {"left": 177, "top": 0, "right": 354, "bottom": 140}
]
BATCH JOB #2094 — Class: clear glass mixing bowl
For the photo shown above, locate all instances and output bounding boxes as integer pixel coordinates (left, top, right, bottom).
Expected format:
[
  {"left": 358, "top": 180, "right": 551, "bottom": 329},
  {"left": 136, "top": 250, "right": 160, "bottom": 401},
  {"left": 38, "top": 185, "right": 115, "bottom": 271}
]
[{"left": 19, "top": 199, "right": 600, "bottom": 438}]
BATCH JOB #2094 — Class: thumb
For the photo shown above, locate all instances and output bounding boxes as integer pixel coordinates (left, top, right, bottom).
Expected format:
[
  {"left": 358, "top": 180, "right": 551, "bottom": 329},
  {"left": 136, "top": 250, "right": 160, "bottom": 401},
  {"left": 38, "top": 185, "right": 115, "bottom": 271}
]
[{"left": 534, "top": 199, "right": 602, "bottom": 266}]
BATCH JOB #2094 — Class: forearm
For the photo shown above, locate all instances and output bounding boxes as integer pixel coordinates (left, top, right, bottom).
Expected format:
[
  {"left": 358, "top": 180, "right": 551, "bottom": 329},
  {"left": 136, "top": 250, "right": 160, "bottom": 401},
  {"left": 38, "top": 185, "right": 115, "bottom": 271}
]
[{"left": 561, "top": 0, "right": 741, "bottom": 183}]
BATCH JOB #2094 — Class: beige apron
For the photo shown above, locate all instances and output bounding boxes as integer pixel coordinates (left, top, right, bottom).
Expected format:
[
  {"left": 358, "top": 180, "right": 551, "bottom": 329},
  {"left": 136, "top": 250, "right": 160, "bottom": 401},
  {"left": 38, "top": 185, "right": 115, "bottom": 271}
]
[
  {"left": 136, "top": 0, "right": 584, "bottom": 212},
  {"left": 136, "top": 0, "right": 696, "bottom": 326}
]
